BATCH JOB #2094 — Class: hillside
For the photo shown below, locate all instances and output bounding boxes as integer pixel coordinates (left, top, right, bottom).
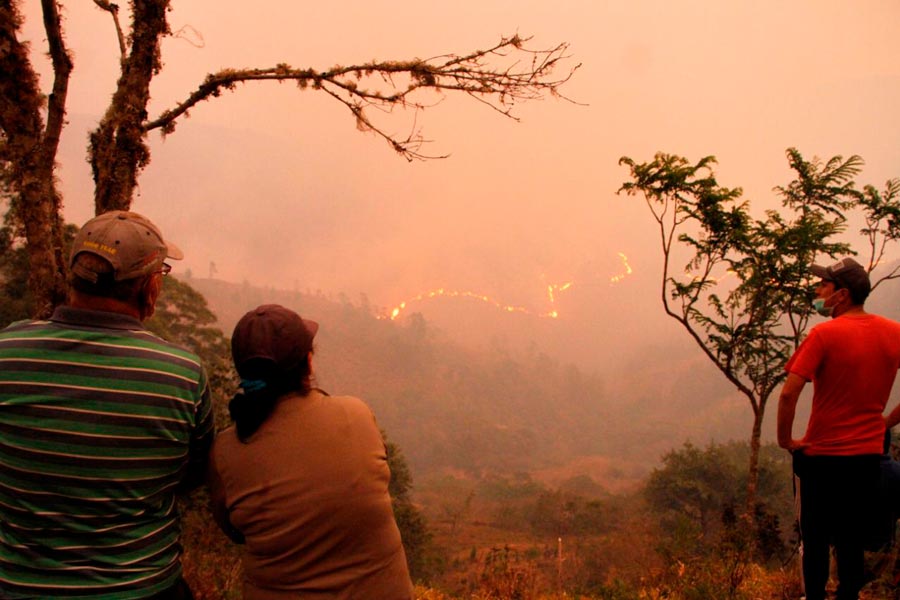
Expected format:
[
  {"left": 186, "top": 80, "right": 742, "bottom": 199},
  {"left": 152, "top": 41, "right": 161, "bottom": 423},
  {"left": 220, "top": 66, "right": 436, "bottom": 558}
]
[
  {"left": 185, "top": 276, "right": 750, "bottom": 486},
  {"left": 170, "top": 272, "right": 900, "bottom": 600}
]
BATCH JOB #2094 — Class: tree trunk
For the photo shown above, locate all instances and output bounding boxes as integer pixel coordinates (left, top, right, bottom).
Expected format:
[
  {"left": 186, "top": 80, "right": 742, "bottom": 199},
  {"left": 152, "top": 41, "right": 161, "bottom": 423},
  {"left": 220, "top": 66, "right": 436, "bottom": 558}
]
[
  {"left": 0, "top": 0, "right": 68, "bottom": 317},
  {"left": 746, "top": 407, "right": 763, "bottom": 515},
  {"left": 90, "top": 0, "right": 170, "bottom": 213},
  {"left": 19, "top": 179, "right": 67, "bottom": 318}
]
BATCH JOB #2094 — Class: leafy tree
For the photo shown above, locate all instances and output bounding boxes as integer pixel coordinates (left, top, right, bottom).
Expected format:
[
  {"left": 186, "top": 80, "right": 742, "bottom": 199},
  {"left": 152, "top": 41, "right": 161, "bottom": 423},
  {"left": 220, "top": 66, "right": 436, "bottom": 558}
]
[
  {"left": 0, "top": 209, "right": 77, "bottom": 328},
  {"left": 145, "top": 276, "right": 236, "bottom": 427},
  {"left": 644, "top": 441, "right": 791, "bottom": 566},
  {"left": 0, "top": 0, "right": 578, "bottom": 316},
  {"left": 526, "top": 490, "right": 618, "bottom": 537},
  {"left": 619, "top": 149, "right": 900, "bottom": 511},
  {"left": 0, "top": 212, "right": 36, "bottom": 328},
  {"left": 384, "top": 432, "right": 440, "bottom": 583},
  {"left": 645, "top": 442, "right": 737, "bottom": 543}
]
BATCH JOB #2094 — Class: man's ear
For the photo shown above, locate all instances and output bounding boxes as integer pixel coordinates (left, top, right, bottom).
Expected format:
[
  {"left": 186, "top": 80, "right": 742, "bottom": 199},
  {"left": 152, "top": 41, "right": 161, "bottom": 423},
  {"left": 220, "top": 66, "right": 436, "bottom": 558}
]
[
  {"left": 139, "top": 274, "right": 162, "bottom": 320},
  {"left": 838, "top": 286, "right": 853, "bottom": 304}
]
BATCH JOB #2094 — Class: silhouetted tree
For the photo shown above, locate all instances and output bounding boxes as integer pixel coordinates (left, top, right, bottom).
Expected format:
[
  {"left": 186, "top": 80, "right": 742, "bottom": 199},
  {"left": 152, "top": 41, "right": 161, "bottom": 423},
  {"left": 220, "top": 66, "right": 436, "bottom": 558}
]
[
  {"left": 0, "top": 0, "right": 578, "bottom": 316},
  {"left": 619, "top": 149, "right": 900, "bottom": 511}
]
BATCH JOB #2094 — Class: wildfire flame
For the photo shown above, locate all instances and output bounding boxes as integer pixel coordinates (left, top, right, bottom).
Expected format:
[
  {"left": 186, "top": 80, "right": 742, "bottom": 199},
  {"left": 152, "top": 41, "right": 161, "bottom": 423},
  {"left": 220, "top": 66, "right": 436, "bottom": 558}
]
[
  {"left": 382, "top": 252, "right": 634, "bottom": 321},
  {"left": 387, "top": 289, "right": 530, "bottom": 321},
  {"left": 610, "top": 252, "right": 633, "bottom": 284}
]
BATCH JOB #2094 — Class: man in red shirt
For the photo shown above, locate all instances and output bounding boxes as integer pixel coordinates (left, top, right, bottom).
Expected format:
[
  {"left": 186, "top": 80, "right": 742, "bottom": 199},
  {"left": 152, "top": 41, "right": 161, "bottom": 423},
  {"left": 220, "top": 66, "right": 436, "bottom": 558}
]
[{"left": 778, "top": 257, "right": 900, "bottom": 600}]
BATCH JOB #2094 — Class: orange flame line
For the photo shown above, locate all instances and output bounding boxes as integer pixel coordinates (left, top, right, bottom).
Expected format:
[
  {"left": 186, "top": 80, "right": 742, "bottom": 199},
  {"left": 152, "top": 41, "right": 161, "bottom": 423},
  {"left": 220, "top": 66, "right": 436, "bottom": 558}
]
[
  {"left": 382, "top": 253, "right": 635, "bottom": 320},
  {"left": 610, "top": 252, "right": 633, "bottom": 284},
  {"left": 384, "top": 288, "right": 535, "bottom": 321}
]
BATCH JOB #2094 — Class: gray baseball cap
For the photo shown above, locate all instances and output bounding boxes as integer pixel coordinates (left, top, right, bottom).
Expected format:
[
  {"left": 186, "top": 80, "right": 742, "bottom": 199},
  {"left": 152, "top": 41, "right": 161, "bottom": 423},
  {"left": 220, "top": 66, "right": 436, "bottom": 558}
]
[
  {"left": 69, "top": 211, "right": 183, "bottom": 282},
  {"left": 810, "top": 257, "right": 871, "bottom": 302}
]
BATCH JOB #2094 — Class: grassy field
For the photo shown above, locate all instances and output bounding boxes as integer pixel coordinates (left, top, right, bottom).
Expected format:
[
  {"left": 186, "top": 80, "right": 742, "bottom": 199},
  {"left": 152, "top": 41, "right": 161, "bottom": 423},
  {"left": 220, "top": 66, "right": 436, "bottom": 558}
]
[{"left": 177, "top": 484, "right": 866, "bottom": 600}]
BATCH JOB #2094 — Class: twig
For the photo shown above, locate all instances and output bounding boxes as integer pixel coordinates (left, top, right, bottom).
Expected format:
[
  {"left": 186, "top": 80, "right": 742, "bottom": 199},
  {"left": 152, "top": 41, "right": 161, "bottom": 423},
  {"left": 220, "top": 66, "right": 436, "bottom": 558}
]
[{"left": 92, "top": 0, "right": 126, "bottom": 61}]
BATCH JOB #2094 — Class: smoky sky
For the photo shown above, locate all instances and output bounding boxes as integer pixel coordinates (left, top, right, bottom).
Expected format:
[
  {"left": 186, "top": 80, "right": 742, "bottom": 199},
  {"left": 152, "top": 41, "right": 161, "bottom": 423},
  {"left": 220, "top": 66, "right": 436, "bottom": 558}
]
[{"left": 20, "top": 0, "right": 900, "bottom": 377}]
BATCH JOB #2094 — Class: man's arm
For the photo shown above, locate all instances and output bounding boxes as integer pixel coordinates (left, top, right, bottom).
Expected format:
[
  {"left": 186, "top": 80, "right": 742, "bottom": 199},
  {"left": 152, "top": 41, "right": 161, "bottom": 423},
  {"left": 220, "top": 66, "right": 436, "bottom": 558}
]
[
  {"left": 207, "top": 448, "right": 245, "bottom": 544},
  {"left": 777, "top": 373, "right": 808, "bottom": 451},
  {"left": 177, "top": 371, "right": 214, "bottom": 493}
]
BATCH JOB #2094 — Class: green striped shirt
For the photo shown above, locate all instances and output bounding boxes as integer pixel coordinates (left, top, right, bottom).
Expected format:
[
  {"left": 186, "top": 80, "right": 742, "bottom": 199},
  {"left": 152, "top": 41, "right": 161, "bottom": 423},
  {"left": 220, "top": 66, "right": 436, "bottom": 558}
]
[{"left": 0, "top": 306, "right": 213, "bottom": 599}]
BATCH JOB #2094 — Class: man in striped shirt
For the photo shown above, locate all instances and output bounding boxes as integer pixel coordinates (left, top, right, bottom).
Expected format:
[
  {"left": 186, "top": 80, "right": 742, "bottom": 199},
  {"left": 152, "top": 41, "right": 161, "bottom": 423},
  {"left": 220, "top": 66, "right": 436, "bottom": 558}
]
[{"left": 0, "top": 211, "right": 213, "bottom": 599}]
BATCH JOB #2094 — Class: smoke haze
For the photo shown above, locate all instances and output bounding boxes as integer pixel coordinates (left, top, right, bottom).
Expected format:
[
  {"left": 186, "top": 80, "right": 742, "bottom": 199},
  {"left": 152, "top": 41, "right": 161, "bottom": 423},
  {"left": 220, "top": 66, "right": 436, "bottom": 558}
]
[{"left": 19, "top": 1, "right": 900, "bottom": 388}]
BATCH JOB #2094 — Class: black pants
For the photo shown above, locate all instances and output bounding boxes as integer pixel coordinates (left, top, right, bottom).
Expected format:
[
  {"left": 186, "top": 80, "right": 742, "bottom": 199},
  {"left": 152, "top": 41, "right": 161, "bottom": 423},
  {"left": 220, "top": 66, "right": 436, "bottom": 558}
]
[{"left": 794, "top": 452, "right": 881, "bottom": 600}]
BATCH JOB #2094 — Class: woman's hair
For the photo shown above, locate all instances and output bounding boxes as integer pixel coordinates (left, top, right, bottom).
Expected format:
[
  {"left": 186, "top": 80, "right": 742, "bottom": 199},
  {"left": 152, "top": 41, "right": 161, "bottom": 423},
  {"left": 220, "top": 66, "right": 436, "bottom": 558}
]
[{"left": 228, "top": 355, "right": 313, "bottom": 443}]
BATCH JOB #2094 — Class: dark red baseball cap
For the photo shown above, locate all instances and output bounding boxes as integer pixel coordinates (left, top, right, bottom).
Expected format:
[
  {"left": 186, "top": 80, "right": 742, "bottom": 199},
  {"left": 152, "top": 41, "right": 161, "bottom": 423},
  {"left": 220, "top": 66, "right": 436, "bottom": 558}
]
[{"left": 231, "top": 304, "right": 318, "bottom": 378}]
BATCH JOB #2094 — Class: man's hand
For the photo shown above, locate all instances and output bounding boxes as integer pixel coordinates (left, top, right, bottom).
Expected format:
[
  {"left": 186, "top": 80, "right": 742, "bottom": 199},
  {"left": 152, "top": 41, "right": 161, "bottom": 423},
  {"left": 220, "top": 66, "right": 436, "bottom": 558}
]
[{"left": 780, "top": 438, "right": 809, "bottom": 452}]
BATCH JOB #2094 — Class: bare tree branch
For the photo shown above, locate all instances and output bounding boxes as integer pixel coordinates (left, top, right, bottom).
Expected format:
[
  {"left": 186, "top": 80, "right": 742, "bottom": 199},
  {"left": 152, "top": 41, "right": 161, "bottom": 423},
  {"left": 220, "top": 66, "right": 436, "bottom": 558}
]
[
  {"left": 145, "top": 34, "right": 580, "bottom": 161},
  {"left": 4, "top": 2, "right": 580, "bottom": 314},
  {"left": 92, "top": 0, "right": 126, "bottom": 60},
  {"left": 41, "top": 0, "right": 72, "bottom": 164}
]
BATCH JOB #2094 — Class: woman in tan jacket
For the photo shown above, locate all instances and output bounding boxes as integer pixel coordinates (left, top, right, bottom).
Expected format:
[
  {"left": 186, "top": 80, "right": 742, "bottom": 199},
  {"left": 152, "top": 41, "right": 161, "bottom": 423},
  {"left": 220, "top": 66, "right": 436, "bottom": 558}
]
[{"left": 208, "top": 304, "right": 414, "bottom": 600}]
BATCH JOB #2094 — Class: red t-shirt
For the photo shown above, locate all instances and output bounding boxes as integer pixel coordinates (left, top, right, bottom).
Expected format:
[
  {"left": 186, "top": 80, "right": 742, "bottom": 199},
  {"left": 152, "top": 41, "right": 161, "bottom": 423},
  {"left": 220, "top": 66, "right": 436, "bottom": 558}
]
[{"left": 786, "top": 313, "right": 900, "bottom": 455}]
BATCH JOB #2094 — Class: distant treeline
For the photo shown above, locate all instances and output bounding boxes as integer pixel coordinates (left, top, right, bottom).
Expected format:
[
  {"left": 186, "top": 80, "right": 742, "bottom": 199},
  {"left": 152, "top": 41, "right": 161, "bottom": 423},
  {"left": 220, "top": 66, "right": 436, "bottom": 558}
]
[{"left": 187, "top": 277, "right": 761, "bottom": 479}]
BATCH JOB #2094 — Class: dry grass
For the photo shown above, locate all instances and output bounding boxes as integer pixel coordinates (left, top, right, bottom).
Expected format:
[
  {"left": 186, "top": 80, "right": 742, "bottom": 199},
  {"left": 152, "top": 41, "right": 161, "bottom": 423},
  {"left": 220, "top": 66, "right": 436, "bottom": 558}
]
[
  {"left": 179, "top": 491, "right": 244, "bottom": 599},
  {"left": 176, "top": 487, "right": 899, "bottom": 600}
]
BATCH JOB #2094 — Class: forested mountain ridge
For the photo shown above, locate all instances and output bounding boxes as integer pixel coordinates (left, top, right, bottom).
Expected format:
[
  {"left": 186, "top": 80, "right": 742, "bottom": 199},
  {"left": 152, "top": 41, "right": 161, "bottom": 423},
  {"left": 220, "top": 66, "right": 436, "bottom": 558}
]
[{"left": 186, "top": 276, "right": 751, "bottom": 485}]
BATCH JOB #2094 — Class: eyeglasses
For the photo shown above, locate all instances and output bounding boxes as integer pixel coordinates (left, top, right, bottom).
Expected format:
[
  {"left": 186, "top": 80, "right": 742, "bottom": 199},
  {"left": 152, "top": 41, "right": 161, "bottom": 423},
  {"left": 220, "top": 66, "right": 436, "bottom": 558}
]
[{"left": 159, "top": 263, "right": 172, "bottom": 277}]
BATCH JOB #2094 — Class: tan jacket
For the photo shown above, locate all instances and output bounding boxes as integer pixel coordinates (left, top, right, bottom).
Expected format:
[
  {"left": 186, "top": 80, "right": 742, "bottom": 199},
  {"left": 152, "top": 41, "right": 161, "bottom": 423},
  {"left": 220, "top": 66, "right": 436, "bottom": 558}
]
[{"left": 209, "top": 389, "right": 414, "bottom": 599}]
